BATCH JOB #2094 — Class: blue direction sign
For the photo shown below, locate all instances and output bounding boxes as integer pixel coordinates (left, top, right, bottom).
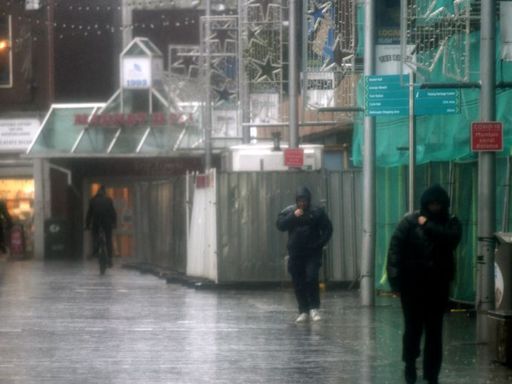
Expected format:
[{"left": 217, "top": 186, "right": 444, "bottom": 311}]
[
  {"left": 365, "top": 75, "right": 410, "bottom": 116},
  {"left": 414, "top": 89, "right": 460, "bottom": 115}
]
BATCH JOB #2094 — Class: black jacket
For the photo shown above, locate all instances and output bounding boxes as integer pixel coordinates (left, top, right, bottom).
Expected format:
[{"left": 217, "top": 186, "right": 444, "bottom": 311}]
[
  {"left": 386, "top": 185, "right": 462, "bottom": 293},
  {"left": 276, "top": 187, "right": 333, "bottom": 257},
  {"left": 86, "top": 193, "right": 117, "bottom": 230}
]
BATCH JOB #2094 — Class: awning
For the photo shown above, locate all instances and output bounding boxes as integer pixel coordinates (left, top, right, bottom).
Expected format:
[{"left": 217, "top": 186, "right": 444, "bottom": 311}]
[{"left": 26, "top": 89, "right": 206, "bottom": 158}]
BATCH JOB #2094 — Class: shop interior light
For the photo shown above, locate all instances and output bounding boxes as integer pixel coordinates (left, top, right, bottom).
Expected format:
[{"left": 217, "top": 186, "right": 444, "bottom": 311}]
[{"left": 0, "top": 40, "right": 9, "bottom": 51}]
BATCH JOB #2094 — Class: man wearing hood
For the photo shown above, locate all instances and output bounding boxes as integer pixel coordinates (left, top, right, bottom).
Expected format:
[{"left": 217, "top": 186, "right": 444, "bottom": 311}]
[
  {"left": 276, "top": 186, "right": 333, "bottom": 323},
  {"left": 387, "top": 184, "right": 462, "bottom": 384}
]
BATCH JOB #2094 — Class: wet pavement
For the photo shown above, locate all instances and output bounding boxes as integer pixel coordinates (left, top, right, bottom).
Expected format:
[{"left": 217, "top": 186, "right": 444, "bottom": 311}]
[{"left": 0, "top": 259, "right": 511, "bottom": 384}]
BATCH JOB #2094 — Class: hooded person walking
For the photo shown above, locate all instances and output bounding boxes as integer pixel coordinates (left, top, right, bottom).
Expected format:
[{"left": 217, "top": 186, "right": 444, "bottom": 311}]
[
  {"left": 387, "top": 184, "right": 462, "bottom": 384},
  {"left": 276, "top": 186, "right": 333, "bottom": 323}
]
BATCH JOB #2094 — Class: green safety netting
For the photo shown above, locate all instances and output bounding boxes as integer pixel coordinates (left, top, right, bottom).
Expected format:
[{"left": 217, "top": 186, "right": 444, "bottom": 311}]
[{"left": 353, "top": 3, "right": 512, "bottom": 303}]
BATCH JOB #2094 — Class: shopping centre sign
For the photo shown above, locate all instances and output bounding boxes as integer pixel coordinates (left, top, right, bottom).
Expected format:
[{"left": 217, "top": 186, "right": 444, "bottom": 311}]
[{"left": 74, "top": 112, "right": 192, "bottom": 127}]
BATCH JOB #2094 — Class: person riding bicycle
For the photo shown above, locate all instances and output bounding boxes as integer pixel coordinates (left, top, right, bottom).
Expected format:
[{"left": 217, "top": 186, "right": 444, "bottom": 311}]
[{"left": 85, "top": 185, "right": 117, "bottom": 268}]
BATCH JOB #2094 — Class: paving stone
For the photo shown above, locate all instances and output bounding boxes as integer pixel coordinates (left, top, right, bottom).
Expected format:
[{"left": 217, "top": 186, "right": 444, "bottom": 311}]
[{"left": 0, "top": 259, "right": 510, "bottom": 384}]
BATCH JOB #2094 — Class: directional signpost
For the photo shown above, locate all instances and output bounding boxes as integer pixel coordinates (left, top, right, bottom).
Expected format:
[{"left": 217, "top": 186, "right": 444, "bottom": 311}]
[
  {"left": 414, "top": 89, "right": 461, "bottom": 115},
  {"left": 365, "top": 75, "right": 409, "bottom": 116},
  {"left": 364, "top": 75, "right": 461, "bottom": 116}
]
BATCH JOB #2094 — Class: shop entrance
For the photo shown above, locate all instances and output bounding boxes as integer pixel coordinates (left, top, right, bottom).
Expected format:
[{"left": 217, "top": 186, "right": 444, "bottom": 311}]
[{"left": 84, "top": 182, "right": 135, "bottom": 260}]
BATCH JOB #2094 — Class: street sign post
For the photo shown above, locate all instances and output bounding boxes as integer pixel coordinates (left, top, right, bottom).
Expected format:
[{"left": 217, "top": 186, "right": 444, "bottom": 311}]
[
  {"left": 365, "top": 75, "right": 409, "bottom": 116},
  {"left": 471, "top": 122, "right": 503, "bottom": 152},
  {"left": 364, "top": 75, "right": 461, "bottom": 116},
  {"left": 414, "top": 89, "right": 461, "bottom": 115}
]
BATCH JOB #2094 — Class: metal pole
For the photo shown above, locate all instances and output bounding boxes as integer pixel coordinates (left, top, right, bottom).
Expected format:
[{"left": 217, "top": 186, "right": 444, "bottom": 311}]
[
  {"left": 288, "top": 0, "right": 299, "bottom": 148},
  {"left": 204, "top": 0, "right": 213, "bottom": 170},
  {"left": 301, "top": 0, "right": 308, "bottom": 124},
  {"left": 238, "top": 0, "right": 251, "bottom": 143},
  {"left": 476, "top": 0, "right": 496, "bottom": 343},
  {"left": 121, "top": 0, "right": 133, "bottom": 49},
  {"left": 361, "top": 0, "right": 376, "bottom": 306},
  {"left": 47, "top": 0, "right": 55, "bottom": 103},
  {"left": 408, "top": 72, "right": 416, "bottom": 212}
]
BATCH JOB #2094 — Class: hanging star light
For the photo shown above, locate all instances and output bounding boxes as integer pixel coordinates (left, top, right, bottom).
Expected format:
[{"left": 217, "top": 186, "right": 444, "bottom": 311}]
[
  {"left": 246, "top": 24, "right": 264, "bottom": 47},
  {"left": 308, "top": 1, "right": 332, "bottom": 33},
  {"left": 247, "top": 0, "right": 278, "bottom": 22},
  {"left": 320, "top": 34, "right": 342, "bottom": 72},
  {"left": 252, "top": 54, "right": 281, "bottom": 83},
  {"left": 210, "top": 25, "right": 236, "bottom": 53},
  {"left": 213, "top": 84, "right": 235, "bottom": 106},
  {"left": 171, "top": 54, "right": 200, "bottom": 78}
]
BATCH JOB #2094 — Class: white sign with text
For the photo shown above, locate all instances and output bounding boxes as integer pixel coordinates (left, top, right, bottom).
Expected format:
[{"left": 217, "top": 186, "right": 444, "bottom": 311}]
[{"left": 0, "top": 119, "right": 39, "bottom": 151}]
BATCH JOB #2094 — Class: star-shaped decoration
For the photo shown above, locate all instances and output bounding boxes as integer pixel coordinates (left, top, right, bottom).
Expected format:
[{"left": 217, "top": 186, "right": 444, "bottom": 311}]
[
  {"left": 308, "top": 1, "right": 333, "bottom": 33},
  {"left": 247, "top": 0, "right": 279, "bottom": 22},
  {"left": 209, "top": 23, "right": 236, "bottom": 52},
  {"left": 252, "top": 55, "right": 281, "bottom": 83},
  {"left": 171, "top": 54, "right": 199, "bottom": 78},
  {"left": 320, "top": 34, "right": 342, "bottom": 72},
  {"left": 246, "top": 25, "right": 265, "bottom": 47},
  {"left": 213, "top": 84, "right": 236, "bottom": 106}
]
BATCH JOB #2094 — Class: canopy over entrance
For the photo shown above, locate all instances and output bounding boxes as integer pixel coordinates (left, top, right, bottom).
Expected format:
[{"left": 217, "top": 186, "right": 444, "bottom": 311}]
[{"left": 26, "top": 100, "right": 204, "bottom": 158}]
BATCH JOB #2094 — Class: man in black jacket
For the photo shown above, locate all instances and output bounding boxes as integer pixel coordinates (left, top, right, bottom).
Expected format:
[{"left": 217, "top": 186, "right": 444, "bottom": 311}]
[
  {"left": 86, "top": 185, "right": 117, "bottom": 267},
  {"left": 387, "top": 184, "right": 462, "bottom": 384},
  {"left": 276, "top": 186, "right": 333, "bottom": 323}
]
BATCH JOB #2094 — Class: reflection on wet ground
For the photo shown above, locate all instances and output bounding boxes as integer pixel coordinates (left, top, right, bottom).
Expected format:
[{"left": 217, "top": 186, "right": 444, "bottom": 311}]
[{"left": 0, "top": 259, "right": 510, "bottom": 383}]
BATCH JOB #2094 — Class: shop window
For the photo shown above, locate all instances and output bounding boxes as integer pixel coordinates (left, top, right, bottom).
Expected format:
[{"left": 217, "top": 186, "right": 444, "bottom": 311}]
[{"left": 0, "top": 179, "right": 35, "bottom": 255}]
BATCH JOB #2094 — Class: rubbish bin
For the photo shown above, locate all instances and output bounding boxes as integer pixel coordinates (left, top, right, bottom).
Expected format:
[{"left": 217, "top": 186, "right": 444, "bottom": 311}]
[
  {"left": 44, "top": 219, "right": 69, "bottom": 259},
  {"left": 489, "top": 233, "right": 512, "bottom": 366},
  {"left": 494, "top": 232, "right": 512, "bottom": 310},
  {"left": 488, "top": 310, "right": 512, "bottom": 367}
]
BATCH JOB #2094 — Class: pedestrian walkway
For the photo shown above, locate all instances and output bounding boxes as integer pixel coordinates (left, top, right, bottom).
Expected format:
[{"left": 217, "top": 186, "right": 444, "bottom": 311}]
[{"left": 0, "top": 259, "right": 510, "bottom": 384}]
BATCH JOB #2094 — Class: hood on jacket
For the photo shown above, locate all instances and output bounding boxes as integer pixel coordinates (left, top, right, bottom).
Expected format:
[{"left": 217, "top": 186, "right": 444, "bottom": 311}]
[
  {"left": 296, "top": 186, "right": 312, "bottom": 207},
  {"left": 420, "top": 184, "right": 450, "bottom": 220}
]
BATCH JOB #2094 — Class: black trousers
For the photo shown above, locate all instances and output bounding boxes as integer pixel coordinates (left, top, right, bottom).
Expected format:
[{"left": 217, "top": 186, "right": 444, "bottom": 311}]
[
  {"left": 400, "top": 288, "right": 448, "bottom": 382},
  {"left": 288, "top": 256, "right": 321, "bottom": 314},
  {"left": 92, "top": 226, "right": 113, "bottom": 262}
]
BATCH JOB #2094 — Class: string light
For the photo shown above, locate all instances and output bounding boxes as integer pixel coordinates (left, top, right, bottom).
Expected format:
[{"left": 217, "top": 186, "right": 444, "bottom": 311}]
[
  {"left": 0, "top": 1, "right": 241, "bottom": 40},
  {"left": 0, "top": 0, "right": 238, "bottom": 12}
]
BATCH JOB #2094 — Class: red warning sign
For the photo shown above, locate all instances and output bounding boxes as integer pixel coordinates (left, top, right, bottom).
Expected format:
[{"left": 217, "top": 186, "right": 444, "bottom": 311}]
[
  {"left": 284, "top": 148, "right": 304, "bottom": 168},
  {"left": 471, "top": 122, "right": 503, "bottom": 152}
]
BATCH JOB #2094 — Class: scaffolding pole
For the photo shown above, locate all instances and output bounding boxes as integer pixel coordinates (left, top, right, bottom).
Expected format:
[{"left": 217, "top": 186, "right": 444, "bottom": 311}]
[
  {"left": 361, "top": 0, "right": 376, "bottom": 307},
  {"left": 476, "top": 0, "right": 496, "bottom": 343}
]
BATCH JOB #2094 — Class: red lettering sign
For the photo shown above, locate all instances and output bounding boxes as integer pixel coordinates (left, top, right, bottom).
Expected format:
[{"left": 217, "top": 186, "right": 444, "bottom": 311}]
[
  {"left": 74, "top": 112, "right": 195, "bottom": 127},
  {"left": 74, "top": 114, "right": 89, "bottom": 125},
  {"left": 471, "top": 122, "right": 503, "bottom": 152},
  {"left": 284, "top": 148, "right": 305, "bottom": 168}
]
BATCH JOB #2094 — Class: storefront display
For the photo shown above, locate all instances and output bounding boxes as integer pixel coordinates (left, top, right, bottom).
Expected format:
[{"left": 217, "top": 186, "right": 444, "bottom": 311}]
[{"left": 0, "top": 179, "right": 34, "bottom": 256}]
